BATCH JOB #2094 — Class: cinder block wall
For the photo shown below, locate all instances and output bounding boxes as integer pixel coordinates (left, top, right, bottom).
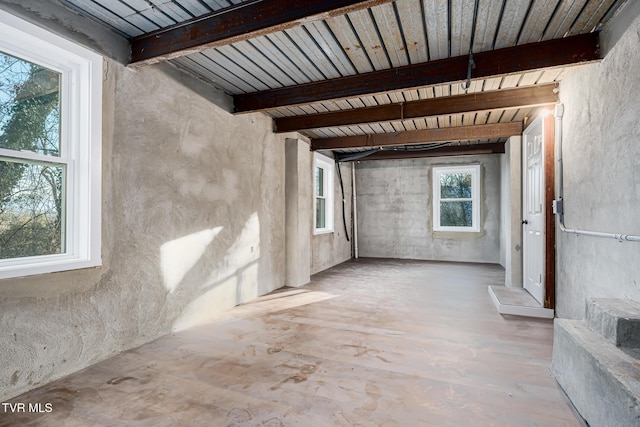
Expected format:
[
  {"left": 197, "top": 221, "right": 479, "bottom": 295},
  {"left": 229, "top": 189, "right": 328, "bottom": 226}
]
[{"left": 355, "top": 156, "right": 501, "bottom": 263}]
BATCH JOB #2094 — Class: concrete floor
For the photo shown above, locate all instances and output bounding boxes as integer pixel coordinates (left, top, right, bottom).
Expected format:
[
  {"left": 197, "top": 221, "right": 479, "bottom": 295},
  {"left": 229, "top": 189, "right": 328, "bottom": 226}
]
[{"left": 1, "top": 259, "right": 583, "bottom": 426}]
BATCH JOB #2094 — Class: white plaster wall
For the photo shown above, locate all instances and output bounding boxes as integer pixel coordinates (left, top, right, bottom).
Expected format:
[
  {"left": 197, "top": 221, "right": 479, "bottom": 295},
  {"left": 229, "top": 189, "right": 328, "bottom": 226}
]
[
  {"left": 556, "top": 5, "right": 640, "bottom": 319},
  {"left": 311, "top": 161, "right": 353, "bottom": 275},
  {"left": 355, "top": 156, "right": 501, "bottom": 263},
  {"left": 0, "top": 58, "right": 286, "bottom": 400}
]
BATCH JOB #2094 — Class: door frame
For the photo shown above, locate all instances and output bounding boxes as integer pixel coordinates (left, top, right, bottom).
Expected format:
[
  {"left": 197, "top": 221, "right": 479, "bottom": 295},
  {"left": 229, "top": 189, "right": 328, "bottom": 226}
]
[{"left": 522, "top": 112, "right": 556, "bottom": 309}]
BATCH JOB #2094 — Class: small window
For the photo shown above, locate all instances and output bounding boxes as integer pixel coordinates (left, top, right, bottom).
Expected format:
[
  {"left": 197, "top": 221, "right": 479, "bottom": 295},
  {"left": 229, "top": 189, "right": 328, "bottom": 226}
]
[
  {"left": 433, "top": 165, "right": 480, "bottom": 232},
  {"left": 0, "top": 10, "right": 102, "bottom": 279},
  {"left": 314, "top": 153, "right": 334, "bottom": 234}
]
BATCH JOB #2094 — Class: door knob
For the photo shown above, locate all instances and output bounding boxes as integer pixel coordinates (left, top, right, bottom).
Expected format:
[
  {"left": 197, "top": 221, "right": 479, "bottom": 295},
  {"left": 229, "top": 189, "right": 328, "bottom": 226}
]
[{"left": 522, "top": 219, "right": 528, "bottom": 225}]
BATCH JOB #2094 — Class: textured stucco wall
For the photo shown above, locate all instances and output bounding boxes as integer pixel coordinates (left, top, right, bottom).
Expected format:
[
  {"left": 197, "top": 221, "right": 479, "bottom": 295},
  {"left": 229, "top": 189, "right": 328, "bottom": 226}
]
[
  {"left": 355, "top": 156, "right": 501, "bottom": 263},
  {"left": 285, "top": 138, "right": 312, "bottom": 286},
  {"left": 555, "top": 5, "right": 640, "bottom": 319},
  {"left": 311, "top": 159, "right": 353, "bottom": 275},
  {"left": 500, "top": 137, "right": 523, "bottom": 288},
  {"left": 0, "top": 18, "right": 287, "bottom": 400}
]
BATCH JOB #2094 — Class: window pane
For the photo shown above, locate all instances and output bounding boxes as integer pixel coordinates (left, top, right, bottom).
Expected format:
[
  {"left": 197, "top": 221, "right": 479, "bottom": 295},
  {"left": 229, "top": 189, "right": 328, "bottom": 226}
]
[
  {"left": 0, "top": 159, "right": 65, "bottom": 259},
  {"left": 440, "top": 201, "right": 473, "bottom": 227},
  {"left": 440, "top": 173, "right": 472, "bottom": 199},
  {"left": 316, "top": 197, "right": 325, "bottom": 229},
  {"left": 0, "top": 52, "right": 61, "bottom": 156},
  {"left": 315, "top": 167, "right": 324, "bottom": 197}
]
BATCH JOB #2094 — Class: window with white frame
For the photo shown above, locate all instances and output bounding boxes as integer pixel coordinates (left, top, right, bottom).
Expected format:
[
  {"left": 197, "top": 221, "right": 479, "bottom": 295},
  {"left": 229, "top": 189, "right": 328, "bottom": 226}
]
[
  {"left": 432, "top": 165, "right": 480, "bottom": 232},
  {"left": 313, "top": 153, "right": 334, "bottom": 234},
  {"left": 0, "top": 10, "right": 102, "bottom": 279}
]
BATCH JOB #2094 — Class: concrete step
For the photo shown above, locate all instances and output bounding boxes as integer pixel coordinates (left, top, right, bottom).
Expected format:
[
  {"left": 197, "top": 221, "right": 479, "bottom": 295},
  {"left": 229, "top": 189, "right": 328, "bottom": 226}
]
[
  {"left": 487, "top": 286, "right": 554, "bottom": 319},
  {"left": 552, "top": 318, "right": 640, "bottom": 427},
  {"left": 586, "top": 298, "right": 640, "bottom": 347}
]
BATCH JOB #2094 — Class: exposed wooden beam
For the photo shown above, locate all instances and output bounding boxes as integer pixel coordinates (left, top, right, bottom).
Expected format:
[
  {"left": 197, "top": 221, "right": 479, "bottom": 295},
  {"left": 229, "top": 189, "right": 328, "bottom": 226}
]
[
  {"left": 236, "top": 32, "right": 599, "bottom": 112},
  {"left": 275, "top": 84, "right": 558, "bottom": 132},
  {"left": 130, "top": 0, "right": 394, "bottom": 64},
  {"left": 344, "top": 142, "right": 506, "bottom": 161},
  {"left": 311, "top": 122, "right": 523, "bottom": 150}
]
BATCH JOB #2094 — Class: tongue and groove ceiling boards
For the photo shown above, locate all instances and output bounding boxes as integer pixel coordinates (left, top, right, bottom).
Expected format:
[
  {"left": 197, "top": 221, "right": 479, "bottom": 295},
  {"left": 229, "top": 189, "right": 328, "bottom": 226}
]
[{"left": 59, "top": 0, "right": 626, "bottom": 159}]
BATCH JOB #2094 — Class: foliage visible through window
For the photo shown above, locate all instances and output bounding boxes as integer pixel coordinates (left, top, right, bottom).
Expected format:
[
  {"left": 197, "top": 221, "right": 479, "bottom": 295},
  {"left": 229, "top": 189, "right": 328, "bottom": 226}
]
[
  {"left": 314, "top": 153, "right": 334, "bottom": 234},
  {"left": 433, "top": 165, "right": 480, "bottom": 232},
  {"left": 315, "top": 166, "right": 325, "bottom": 229},
  {"left": 0, "top": 9, "right": 102, "bottom": 279},
  {"left": 0, "top": 52, "right": 64, "bottom": 259}
]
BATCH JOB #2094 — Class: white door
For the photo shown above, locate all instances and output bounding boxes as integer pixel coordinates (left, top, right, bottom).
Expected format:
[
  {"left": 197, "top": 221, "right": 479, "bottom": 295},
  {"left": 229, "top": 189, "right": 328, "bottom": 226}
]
[{"left": 522, "top": 116, "right": 545, "bottom": 305}]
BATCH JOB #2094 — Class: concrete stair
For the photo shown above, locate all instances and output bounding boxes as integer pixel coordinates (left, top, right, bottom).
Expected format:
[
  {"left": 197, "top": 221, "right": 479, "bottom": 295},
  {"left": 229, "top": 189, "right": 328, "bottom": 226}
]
[{"left": 551, "top": 299, "right": 640, "bottom": 427}]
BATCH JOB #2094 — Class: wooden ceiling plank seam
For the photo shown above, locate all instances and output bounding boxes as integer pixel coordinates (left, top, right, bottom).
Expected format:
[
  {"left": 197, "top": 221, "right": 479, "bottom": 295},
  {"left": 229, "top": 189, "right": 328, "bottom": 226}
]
[
  {"left": 170, "top": 57, "right": 239, "bottom": 93},
  {"left": 259, "top": 34, "right": 316, "bottom": 82},
  {"left": 130, "top": 0, "right": 398, "bottom": 64},
  {"left": 61, "top": 0, "right": 146, "bottom": 37},
  {"left": 325, "top": 15, "right": 376, "bottom": 73},
  {"left": 311, "top": 122, "right": 522, "bottom": 150},
  {"left": 175, "top": 0, "right": 212, "bottom": 16},
  {"left": 423, "top": 0, "right": 449, "bottom": 61},
  {"left": 156, "top": 2, "right": 195, "bottom": 22},
  {"left": 494, "top": 0, "right": 533, "bottom": 49},
  {"left": 450, "top": 0, "right": 475, "bottom": 57},
  {"left": 175, "top": 54, "right": 247, "bottom": 93},
  {"left": 542, "top": 0, "right": 589, "bottom": 40},
  {"left": 517, "top": 0, "right": 563, "bottom": 44},
  {"left": 283, "top": 26, "right": 342, "bottom": 79},
  {"left": 367, "top": 7, "right": 395, "bottom": 69},
  {"left": 197, "top": 50, "right": 262, "bottom": 92},
  {"left": 373, "top": 93, "right": 393, "bottom": 105},
  {"left": 135, "top": 6, "right": 179, "bottom": 29},
  {"left": 474, "top": 110, "right": 489, "bottom": 125},
  {"left": 426, "top": 116, "right": 438, "bottom": 128},
  {"left": 208, "top": 46, "right": 277, "bottom": 89},
  {"left": 294, "top": 25, "right": 348, "bottom": 79},
  {"left": 537, "top": 67, "right": 564, "bottom": 83},
  {"left": 519, "top": 70, "right": 544, "bottom": 85},
  {"left": 569, "top": 0, "right": 614, "bottom": 35},
  {"left": 371, "top": 2, "right": 410, "bottom": 68},
  {"left": 347, "top": 8, "right": 391, "bottom": 70},
  {"left": 247, "top": 36, "right": 312, "bottom": 84},
  {"left": 514, "top": 0, "right": 537, "bottom": 45},
  {"left": 298, "top": 22, "right": 353, "bottom": 77},
  {"left": 395, "top": 0, "right": 429, "bottom": 64},
  {"left": 228, "top": 41, "right": 298, "bottom": 87},
  {"left": 472, "top": 0, "right": 503, "bottom": 53},
  {"left": 500, "top": 73, "right": 521, "bottom": 88},
  {"left": 265, "top": 32, "right": 326, "bottom": 81},
  {"left": 309, "top": 20, "right": 360, "bottom": 76}
]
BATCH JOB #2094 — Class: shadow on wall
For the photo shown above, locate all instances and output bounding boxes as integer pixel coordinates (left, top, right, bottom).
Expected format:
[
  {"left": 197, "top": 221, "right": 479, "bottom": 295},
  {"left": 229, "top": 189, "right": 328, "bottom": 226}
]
[{"left": 159, "top": 212, "right": 261, "bottom": 332}]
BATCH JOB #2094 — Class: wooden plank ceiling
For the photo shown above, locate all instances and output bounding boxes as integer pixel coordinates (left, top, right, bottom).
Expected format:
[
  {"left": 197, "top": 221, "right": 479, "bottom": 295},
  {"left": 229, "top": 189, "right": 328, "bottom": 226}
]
[{"left": 58, "top": 0, "right": 627, "bottom": 160}]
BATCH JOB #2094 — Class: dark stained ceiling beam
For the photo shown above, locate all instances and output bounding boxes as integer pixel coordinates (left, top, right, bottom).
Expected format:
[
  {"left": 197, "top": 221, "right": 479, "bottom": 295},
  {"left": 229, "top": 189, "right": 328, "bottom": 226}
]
[
  {"left": 275, "top": 83, "right": 558, "bottom": 132},
  {"left": 130, "top": 0, "right": 395, "bottom": 64},
  {"left": 311, "top": 122, "right": 523, "bottom": 150},
  {"left": 344, "top": 142, "right": 506, "bottom": 161},
  {"left": 236, "top": 32, "right": 599, "bottom": 112}
]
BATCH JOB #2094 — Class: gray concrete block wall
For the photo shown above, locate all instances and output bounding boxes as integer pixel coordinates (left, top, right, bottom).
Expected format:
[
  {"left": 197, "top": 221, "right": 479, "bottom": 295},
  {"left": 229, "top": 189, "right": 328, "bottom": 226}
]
[
  {"left": 355, "top": 156, "right": 501, "bottom": 263},
  {"left": 555, "top": 3, "right": 640, "bottom": 320},
  {"left": 0, "top": 7, "right": 288, "bottom": 399}
]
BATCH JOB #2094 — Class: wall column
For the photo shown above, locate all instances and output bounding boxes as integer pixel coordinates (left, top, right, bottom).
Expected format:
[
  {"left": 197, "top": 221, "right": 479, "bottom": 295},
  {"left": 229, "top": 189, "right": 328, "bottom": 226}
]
[{"left": 285, "top": 138, "right": 311, "bottom": 287}]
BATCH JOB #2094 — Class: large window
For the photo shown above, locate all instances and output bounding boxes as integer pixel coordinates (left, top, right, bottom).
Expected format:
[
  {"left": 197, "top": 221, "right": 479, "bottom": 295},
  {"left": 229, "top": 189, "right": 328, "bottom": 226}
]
[
  {"left": 433, "top": 165, "right": 480, "bottom": 232},
  {"left": 0, "top": 10, "right": 102, "bottom": 279},
  {"left": 314, "top": 153, "right": 334, "bottom": 234}
]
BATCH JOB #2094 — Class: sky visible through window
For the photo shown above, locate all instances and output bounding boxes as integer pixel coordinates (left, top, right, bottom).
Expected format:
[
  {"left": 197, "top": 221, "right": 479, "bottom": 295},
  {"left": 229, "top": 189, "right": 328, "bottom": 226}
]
[{"left": 0, "top": 51, "right": 64, "bottom": 259}]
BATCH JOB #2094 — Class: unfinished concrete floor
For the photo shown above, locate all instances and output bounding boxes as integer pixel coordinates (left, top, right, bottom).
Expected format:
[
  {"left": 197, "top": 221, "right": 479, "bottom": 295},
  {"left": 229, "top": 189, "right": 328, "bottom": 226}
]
[{"left": 1, "top": 259, "right": 583, "bottom": 426}]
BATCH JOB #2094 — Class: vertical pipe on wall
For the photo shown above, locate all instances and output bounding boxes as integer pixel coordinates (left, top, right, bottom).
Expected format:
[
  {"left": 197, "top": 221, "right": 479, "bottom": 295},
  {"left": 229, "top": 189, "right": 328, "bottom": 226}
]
[{"left": 352, "top": 164, "right": 358, "bottom": 258}]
